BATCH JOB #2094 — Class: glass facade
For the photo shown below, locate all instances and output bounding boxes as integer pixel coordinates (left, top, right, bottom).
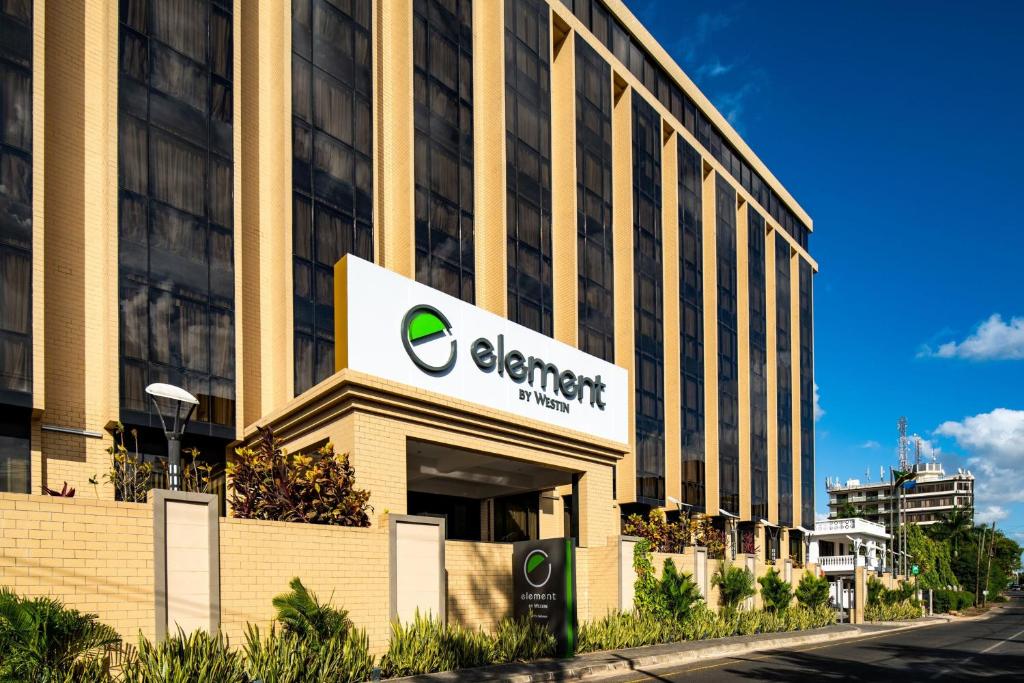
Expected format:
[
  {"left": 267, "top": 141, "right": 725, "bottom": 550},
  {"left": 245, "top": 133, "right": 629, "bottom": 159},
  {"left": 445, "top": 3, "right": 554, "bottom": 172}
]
[
  {"left": 292, "top": 0, "right": 374, "bottom": 395},
  {"left": 748, "top": 207, "right": 768, "bottom": 520},
  {"left": 118, "top": 0, "right": 235, "bottom": 435},
  {"left": 632, "top": 92, "right": 664, "bottom": 506},
  {"left": 775, "top": 233, "right": 793, "bottom": 526},
  {"left": 0, "top": 0, "right": 32, "bottom": 407},
  {"left": 715, "top": 177, "right": 739, "bottom": 515},
  {"left": 505, "top": 0, "right": 552, "bottom": 335},
  {"left": 558, "top": 0, "right": 810, "bottom": 251},
  {"left": 799, "top": 259, "right": 815, "bottom": 527},
  {"left": 575, "top": 36, "right": 613, "bottom": 362},
  {"left": 414, "top": 0, "right": 475, "bottom": 303},
  {"left": 678, "top": 138, "right": 704, "bottom": 511}
]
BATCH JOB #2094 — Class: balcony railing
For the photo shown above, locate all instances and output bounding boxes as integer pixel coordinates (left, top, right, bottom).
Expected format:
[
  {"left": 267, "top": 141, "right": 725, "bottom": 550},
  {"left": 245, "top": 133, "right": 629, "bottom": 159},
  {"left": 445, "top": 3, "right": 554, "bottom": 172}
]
[{"left": 819, "top": 555, "right": 855, "bottom": 571}]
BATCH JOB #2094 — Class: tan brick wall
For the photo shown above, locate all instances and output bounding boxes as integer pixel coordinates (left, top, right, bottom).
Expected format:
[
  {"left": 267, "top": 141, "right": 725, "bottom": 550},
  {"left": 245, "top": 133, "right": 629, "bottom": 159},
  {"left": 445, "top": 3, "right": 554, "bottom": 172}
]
[
  {"left": 577, "top": 542, "right": 619, "bottom": 621},
  {"left": 444, "top": 541, "right": 512, "bottom": 633},
  {"left": 219, "top": 516, "right": 391, "bottom": 652},
  {"left": 0, "top": 494, "right": 154, "bottom": 640}
]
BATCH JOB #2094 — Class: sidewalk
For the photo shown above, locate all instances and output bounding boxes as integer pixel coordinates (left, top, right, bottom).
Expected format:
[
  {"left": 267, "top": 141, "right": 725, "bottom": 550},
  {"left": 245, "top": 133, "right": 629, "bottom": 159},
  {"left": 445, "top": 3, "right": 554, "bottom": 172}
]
[{"left": 390, "top": 617, "right": 951, "bottom": 683}]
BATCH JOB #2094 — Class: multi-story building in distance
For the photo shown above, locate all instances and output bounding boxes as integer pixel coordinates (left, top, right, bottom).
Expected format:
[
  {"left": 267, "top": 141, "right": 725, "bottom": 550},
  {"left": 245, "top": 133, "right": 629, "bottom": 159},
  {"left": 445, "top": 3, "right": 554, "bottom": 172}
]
[
  {"left": 827, "top": 462, "right": 974, "bottom": 527},
  {"left": 0, "top": 0, "right": 816, "bottom": 552}
]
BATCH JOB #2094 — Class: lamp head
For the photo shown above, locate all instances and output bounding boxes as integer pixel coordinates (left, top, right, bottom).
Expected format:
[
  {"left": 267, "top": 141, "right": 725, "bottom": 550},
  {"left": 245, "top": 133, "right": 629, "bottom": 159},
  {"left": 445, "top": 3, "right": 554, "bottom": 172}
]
[{"left": 145, "top": 383, "right": 199, "bottom": 405}]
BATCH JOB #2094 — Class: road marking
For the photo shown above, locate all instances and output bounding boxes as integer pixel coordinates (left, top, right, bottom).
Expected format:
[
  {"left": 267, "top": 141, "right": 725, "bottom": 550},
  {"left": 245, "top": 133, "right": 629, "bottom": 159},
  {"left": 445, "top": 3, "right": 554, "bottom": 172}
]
[
  {"left": 979, "top": 626, "right": 1024, "bottom": 654},
  {"left": 618, "top": 631, "right": 902, "bottom": 682}
]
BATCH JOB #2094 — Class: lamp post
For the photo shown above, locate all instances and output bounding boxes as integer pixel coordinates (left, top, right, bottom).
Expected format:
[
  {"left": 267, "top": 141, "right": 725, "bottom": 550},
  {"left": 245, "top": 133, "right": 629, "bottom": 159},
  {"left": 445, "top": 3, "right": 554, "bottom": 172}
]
[{"left": 145, "top": 383, "right": 199, "bottom": 491}]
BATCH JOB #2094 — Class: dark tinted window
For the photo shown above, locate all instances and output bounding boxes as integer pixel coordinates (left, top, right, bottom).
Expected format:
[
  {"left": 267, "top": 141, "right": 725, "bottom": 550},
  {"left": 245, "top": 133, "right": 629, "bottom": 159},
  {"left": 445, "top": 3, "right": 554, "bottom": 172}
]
[
  {"left": 118, "top": 0, "right": 236, "bottom": 434},
  {"left": 632, "top": 93, "right": 664, "bottom": 506},
  {"left": 776, "top": 233, "right": 793, "bottom": 526},
  {"left": 292, "top": 0, "right": 374, "bottom": 395},
  {"left": 715, "top": 177, "right": 739, "bottom": 515},
  {"left": 678, "top": 138, "right": 704, "bottom": 511},
  {"left": 414, "top": 0, "right": 475, "bottom": 302},
  {"left": 505, "top": 0, "right": 552, "bottom": 335},
  {"left": 575, "top": 37, "right": 613, "bottom": 362},
  {"left": 799, "top": 259, "right": 815, "bottom": 528},
  {"left": 748, "top": 207, "right": 768, "bottom": 520},
  {"left": 0, "top": 408, "right": 29, "bottom": 493},
  {"left": 0, "top": 1, "right": 33, "bottom": 405}
]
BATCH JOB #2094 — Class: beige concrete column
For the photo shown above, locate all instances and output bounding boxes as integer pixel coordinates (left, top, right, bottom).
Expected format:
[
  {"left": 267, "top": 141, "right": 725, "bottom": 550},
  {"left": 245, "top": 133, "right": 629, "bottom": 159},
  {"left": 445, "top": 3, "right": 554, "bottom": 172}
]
[
  {"left": 539, "top": 490, "right": 566, "bottom": 539},
  {"left": 375, "top": 0, "right": 416, "bottom": 278},
  {"left": 551, "top": 16, "right": 577, "bottom": 345},
  {"left": 701, "top": 161, "right": 719, "bottom": 514},
  {"left": 661, "top": 128, "right": 681, "bottom": 506},
  {"left": 240, "top": 0, "right": 293, "bottom": 422},
  {"left": 41, "top": 0, "right": 118, "bottom": 494},
  {"left": 790, "top": 246, "right": 802, "bottom": 525},
  {"left": 611, "top": 76, "right": 635, "bottom": 503},
  {"left": 854, "top": 565, "right": 867, "bottom": 624},
  {"left": 471, "top": 0, "right": 507, "bottom": 315},
  {"left": 765, "top": 227, "right": 778, "bottom": 523},
  {"left": 736, "top": 195, "right": 750, "bottom": 520},
  {"left": 577, "top": 464, "right": 615, "bottom": 548}
]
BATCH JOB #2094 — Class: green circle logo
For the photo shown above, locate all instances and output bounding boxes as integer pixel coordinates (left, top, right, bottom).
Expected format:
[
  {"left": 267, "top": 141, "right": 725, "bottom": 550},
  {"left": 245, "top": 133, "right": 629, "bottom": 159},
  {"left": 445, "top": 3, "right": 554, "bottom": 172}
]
[
  {"left": 401, "top": 305, "right": 457, "bottom": 375},
  {"left": 524, "top": 549, "right": 552, "bottom": 588}
]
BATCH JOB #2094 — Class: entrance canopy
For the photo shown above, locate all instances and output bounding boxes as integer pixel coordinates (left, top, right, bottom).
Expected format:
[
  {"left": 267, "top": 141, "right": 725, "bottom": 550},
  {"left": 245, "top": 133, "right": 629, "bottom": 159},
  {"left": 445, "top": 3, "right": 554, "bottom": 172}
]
[{"left": 407, "top": 439, "right": 574, "bottom": 499}]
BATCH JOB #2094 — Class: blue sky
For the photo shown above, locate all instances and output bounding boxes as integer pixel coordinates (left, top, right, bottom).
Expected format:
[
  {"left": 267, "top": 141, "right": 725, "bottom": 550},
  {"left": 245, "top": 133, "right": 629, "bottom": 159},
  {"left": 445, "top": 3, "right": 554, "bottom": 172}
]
[{"left": 629, "top": 1, "right": 1024, "bottom": 537}]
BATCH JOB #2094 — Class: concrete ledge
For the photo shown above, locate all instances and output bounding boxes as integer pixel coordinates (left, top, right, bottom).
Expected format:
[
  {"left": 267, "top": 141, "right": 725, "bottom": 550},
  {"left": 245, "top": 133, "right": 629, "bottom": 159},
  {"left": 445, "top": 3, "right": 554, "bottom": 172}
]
[{"left": 390, "top": 617, "right": 950, "bottom": 683}]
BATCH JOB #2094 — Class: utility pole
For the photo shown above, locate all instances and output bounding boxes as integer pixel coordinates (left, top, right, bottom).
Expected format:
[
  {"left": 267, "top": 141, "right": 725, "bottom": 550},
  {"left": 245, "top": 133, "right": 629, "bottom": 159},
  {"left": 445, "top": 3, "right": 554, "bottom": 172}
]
[
  {"left": 984, "top": 522, "right": 996, "bottom": 606},
  {"left": 975, "top": 525, "right": 987, "bottom": 605}
]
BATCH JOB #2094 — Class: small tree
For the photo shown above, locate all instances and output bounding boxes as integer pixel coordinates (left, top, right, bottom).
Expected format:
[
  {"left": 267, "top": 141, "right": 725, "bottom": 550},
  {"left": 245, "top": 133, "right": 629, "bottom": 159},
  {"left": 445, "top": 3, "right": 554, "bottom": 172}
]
[
  {"left": 711, "top": 563, "right": 756, "bottom": 613},
  {"left": 795, "top": 573, "right": 830, "bottom": 608},
  {"left": 757, "top": 568, "right": 794, "bottom": 612},
  {"left": 660, "top": 558, "right": 703, "bottom": 620},
  {"left": 272, "top": 577, "right": 352, "bottom": 642},
  {"left": 623, "top": 509, "right": 689, "bottom": 553}
]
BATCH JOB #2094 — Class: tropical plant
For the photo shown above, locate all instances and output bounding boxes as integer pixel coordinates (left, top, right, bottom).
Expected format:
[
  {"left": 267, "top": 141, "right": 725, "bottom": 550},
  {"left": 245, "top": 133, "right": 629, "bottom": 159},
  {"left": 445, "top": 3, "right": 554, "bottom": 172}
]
[
  {"left": 106, "top": 425, "right": 155, "bottom": 503},
  {"left": 690, "top": 516, "right": 728, "bottom": 559},
  {"left": 659, "top": 558, "right": 703, "bottom": 620},
  {"left": 242, "top": 623, "right": 374, "bottom": 683},
  {"left": 42, "top": 482, "right": 76, "bottom": 497},
  {"left": 272, "top": 577, "right": 352, "bottom": 642},
  {"left": 632, "top": 539, "right": 668, "bottom": 618},
  {"left": 379, "top": 612, "right": 492, "bottom": 678},
  {"left": 490, "top": 615, "right": 557, "bottom": 664},
  {"left": 930, "top": 506, "right": 974, "bottom": 559},
  {"left": 794, "top": 572, "right": 830, "bottom": 608},
  {"left": 228, "top": 426, "right": 371, "bottom": 526},
  {"left": 121, "top": 629, "right": 245, "bottom": 683},
  {"left": 757, "top": 568, "right": 793, "bottom": 612},
  {"left": 577, "top": 611, "right": 684, "bottom": 653},
  {"left": 0, "top": 588, "right": 122, "bottom": 682},
  {"left": 711, "top": 563, "right": 756, "bottom": 613},
  {"left": 906, "top": 524, "right": 958, "bottom": 589},
  {"left": 865, "top": 600, "right": 921, "bottom": 622},
  {"left": 835, "top": 502, "right": 857, "bottom": 519},
  {"left": 623, "top": 509, "right": 689, "bottom": 553}
]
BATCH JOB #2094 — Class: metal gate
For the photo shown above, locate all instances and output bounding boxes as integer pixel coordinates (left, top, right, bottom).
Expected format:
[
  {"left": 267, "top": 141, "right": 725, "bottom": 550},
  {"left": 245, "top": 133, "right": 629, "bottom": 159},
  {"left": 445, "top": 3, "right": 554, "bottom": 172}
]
[{"left": 829, "top": 577, "right": 854, "bottom": 623}]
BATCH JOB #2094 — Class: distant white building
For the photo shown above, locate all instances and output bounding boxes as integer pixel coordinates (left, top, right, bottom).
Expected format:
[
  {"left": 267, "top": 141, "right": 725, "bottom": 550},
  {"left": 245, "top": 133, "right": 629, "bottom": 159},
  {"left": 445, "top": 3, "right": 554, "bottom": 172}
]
[
  {"left": 826, "top": 462, "right": 974, "bottom": 528},
  {"left": 809, "top": 517, "right": 891, "bottom": 575}
]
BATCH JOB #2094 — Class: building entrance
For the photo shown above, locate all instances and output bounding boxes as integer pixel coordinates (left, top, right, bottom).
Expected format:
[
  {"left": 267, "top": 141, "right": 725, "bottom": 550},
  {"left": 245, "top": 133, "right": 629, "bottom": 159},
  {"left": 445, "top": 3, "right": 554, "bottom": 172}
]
[{"left": 406, "top": 439, "right": 578, "bottom": 543}]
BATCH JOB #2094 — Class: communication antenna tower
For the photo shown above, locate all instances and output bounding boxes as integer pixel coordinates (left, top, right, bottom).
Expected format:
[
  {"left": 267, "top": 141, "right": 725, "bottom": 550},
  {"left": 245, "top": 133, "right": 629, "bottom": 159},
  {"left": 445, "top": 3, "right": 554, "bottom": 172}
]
[
  {"left": 897, "top": 416, "right": 909, "bottom": 471},
  {"left": 914, "top": 435, "right": 923, "bottom": 468}
]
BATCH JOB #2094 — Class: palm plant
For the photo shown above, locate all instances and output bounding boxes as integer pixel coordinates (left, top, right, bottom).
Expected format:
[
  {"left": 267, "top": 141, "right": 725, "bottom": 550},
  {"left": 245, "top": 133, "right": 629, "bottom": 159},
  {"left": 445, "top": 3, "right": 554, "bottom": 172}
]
[
  {"left": 272, "top": 577, "right": 352, "bottom": 642},
  {"left": 0, "top": 588, "right": 121, "bottom": 682},
  {"left": 933, "top": 506, "right": 973, "bottom": 558},
  {"left": 659, "top": 558, "right": 703, "bottom": 620},
  {"left": 711, "top": 563, "right": 756, "bottom": 613}
]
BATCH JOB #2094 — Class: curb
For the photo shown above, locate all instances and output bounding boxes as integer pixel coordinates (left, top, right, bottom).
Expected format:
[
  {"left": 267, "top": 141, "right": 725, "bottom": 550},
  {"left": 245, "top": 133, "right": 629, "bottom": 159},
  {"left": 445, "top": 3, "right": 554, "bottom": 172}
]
[{"left": 389, "top": 618, "right": 947, "bottom": 683}]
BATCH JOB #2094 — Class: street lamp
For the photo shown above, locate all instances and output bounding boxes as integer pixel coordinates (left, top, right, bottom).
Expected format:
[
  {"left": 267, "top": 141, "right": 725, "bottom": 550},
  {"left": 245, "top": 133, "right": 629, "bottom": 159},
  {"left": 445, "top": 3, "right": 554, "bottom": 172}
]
[{"left": 145, "top": 383, "right": 199, "bottom": 491}]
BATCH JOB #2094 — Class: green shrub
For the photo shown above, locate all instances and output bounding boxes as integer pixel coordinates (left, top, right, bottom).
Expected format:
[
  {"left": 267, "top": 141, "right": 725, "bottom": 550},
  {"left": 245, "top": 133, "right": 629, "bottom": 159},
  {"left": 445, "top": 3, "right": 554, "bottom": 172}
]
[
  {"left": 795, "top": 573, "right": 830, "bottom": 608},
  {"left": 632, "top": 539, "right": 668, "bottom": 618},
  {"left": 242, "top": 623, "right": 374, "bottom": 683},
  {"left": 865, "top": 600, "right": 921, "bottom": 622},
  {"left": 757, "top": 568, "right": 794, "bottom": 612},
  {"left": 379, "top": 612, "right": 492, "bottom": 677},
  {"left": 0, "top": 587, "right": 122, "bottom": 682},
  {"left": 932, "top": 589, "right": 974, "bottom": 613},
  {"left": 491, "top": 615, "right": 557, "bottom": 664},
  {"left": 711, "top": 563, "right": 756, "bottom": 613},
  {"left": 228, "top": 426, "right": 372, "bottom": 526},
  {"left": 659, "top": 558, "right": 703, "bottom": 620},
  {"left": 121, "top": 629, "right": 245, "bottom": 683},
  {"left": 679, "top": 604, "right": 733, "bottom": 641},
  {"left": 272, "top": 577, "right": 352, "bottom": 642},
  {"left": 578, "top": 611, "right": 684, "bottom": 653}
]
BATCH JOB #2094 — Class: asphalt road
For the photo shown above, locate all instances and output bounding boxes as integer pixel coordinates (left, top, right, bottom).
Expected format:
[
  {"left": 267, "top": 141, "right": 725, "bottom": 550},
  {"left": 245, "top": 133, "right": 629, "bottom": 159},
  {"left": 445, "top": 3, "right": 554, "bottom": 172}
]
[{"left": 602, "top": 596, "right": 1024, "bottom": 682}]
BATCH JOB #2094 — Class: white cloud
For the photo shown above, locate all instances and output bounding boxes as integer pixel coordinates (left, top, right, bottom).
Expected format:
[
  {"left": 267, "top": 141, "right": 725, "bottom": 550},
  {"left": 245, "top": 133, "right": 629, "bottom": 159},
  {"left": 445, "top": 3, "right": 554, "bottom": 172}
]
[
  {"left": 696, "top": 60, "right": 735, "bottom": 79},
  {"left": 976, "top": 505, "right": 1009, "bottom": 524},
  {"left": 813, "top": 382, "right": 825, "bottom": 422},
  {"left": 860, "top": 440, "right": 881, "bottom": 449},
  {"left": 920, "top": 314, "right": 1024, "bottom": 360},
  {"left": 934, "top": 408, "right": 1024, "bottom": 505},
  {"left": 815, "top": 510, "right": 830, "bottom": 522}
]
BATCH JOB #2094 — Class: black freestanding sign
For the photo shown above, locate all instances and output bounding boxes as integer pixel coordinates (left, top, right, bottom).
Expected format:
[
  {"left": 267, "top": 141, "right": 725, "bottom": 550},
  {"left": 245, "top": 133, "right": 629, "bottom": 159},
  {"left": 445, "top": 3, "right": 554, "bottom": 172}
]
[{"left": 512, "top": 537, "right": 577, "bottom": 657}]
